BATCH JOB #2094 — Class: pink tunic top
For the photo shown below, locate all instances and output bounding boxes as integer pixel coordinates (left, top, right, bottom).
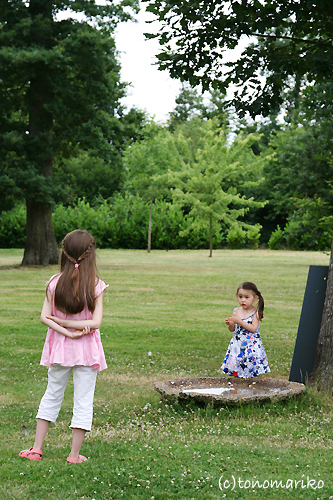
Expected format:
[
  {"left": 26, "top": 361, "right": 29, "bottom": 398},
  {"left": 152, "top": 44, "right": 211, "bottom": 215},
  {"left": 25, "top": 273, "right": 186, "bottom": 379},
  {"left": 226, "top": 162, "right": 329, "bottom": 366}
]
[{"left": 40, "top": 274, "right": 108, "bottom": 371}]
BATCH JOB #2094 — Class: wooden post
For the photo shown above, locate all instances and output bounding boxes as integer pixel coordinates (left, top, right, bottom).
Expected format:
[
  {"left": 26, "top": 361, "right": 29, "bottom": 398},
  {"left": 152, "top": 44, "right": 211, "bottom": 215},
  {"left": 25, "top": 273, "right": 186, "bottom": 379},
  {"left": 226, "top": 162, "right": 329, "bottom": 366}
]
[
  {"left": 209, "top": 216, "right": 213, "bottom": 257},
  {"left": 147, "top": 196, "right": 153, "bottom": 253}
]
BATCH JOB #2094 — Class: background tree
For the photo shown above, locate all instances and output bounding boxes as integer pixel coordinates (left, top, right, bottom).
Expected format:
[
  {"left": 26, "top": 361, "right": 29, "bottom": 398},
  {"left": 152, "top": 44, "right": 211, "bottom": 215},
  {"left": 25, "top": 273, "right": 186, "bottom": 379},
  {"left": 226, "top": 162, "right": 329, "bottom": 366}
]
[
  {"left": 230, "top": 77, "right": 333, "bottom": 247},
  {"left": 144, "top": 0, "right": 333, "bottom": 117},
  {"left": 168, "top": 85, "right": 229, "bottom": 131},
  {"left": 123, "top": 125, "right": 184, "bottom": 252},
  {"left": 0, "top": 0, "right": 138, "bottom": 265},
  {"left": 310, "top": 237, "right": 333, "bottom": 390},
  {"left": 168, "top": 85, "right": 205, "bottom": 131},
  {"left": 168, "top": 86, "right": 230, "bottom": 170},
  {"left": 53, "top": 108, "right": 147, "bottom": 206},
  {"left": 168, "top": 120, "right": 267, "bottom": 257},
  {"left": 265, "top": 120, "right": 333, "bottom": 250}
]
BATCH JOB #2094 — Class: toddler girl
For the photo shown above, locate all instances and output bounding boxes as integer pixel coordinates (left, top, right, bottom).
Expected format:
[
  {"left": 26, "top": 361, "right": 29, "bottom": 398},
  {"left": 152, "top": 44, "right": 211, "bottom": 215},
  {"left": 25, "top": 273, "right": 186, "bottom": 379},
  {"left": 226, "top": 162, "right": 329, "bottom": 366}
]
[{"left": 221, "top": 281, "right": 270, "bottom": 378}]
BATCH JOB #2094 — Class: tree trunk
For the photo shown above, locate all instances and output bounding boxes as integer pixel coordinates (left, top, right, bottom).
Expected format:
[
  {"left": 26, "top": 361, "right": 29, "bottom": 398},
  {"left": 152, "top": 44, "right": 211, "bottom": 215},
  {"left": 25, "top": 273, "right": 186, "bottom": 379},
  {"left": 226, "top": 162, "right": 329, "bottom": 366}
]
[
  {"left": 22, "top": 202, "right": 59, "bottom": 265},
  {"left": 147, "top": 196, "right": 153, "bottom": 253},
  {"left": 308, "top": 237, "right": 333, "bottom": 391},
  {"left": 21, "top": 78, "right": 58, "bottom": 265},
  {"left": 209, "top": 217, "right": 213, "bottom": 257},
  {"left": 20, "top": 0, "right": 59, "bottom": 266}
]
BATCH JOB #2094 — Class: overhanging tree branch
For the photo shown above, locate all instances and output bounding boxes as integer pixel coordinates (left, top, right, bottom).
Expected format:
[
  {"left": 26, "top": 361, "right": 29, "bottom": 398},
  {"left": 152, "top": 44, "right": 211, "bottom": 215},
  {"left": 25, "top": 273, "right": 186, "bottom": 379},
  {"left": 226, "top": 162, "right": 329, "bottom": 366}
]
[{"left": 251, "top": 32, "right": 332, "bottom": 48}]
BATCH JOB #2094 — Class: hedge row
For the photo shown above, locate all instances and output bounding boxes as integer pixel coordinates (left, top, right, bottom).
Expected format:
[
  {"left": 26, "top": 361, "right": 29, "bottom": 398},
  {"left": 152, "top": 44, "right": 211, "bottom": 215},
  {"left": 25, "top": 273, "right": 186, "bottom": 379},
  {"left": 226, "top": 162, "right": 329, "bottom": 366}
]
[
  {"left": 0, "top": 196, "right": 220, "bottom": 250},
  {"left": 3, "top": 196, "right": 331, "bottom": 251},
  {"left": 52, "top": 195, "right": 216, "bottom": 250}
]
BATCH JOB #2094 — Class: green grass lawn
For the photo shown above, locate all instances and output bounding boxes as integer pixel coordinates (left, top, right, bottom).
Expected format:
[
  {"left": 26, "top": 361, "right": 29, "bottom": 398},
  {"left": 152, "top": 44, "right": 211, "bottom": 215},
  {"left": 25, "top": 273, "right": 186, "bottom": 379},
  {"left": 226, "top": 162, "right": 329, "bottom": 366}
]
[{"left": 1, "top": 248, "right": 332, "bottom": 499}]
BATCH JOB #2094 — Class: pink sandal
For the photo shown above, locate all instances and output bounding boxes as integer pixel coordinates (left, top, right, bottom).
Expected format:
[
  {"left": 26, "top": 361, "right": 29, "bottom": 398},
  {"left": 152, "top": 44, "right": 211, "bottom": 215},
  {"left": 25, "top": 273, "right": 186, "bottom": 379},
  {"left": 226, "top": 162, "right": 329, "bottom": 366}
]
[
  {"left": 67, "top": 455, "right": 87, "bottom": 464},
  {"left": 19, "top": 447, "right": 42, "bottom": 461}
]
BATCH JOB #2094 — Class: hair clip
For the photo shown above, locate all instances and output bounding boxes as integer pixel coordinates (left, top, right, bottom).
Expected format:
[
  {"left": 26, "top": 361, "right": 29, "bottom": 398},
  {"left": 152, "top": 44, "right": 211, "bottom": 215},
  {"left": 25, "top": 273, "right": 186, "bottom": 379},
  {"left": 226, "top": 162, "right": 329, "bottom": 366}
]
[{"left": 75, "top": 263, "right": 80, "bottom": 268}]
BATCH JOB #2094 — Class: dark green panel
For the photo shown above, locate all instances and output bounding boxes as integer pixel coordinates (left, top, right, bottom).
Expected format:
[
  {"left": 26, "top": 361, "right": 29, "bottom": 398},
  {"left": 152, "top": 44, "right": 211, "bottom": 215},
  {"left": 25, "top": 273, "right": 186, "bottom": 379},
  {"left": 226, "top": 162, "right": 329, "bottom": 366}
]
[{"left": 289, "top": 265, "right": 328, "bottom": 383}]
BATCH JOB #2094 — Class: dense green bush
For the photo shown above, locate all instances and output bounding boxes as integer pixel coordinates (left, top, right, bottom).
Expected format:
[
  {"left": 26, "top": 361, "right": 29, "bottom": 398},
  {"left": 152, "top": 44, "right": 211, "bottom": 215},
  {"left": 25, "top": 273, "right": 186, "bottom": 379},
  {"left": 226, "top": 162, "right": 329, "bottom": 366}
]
[
  {"left": 52, "top": 196, "right": 218, "bottom": 250},
  {"left": 0, "top": 204, "right": 26, "bottom": 248},
  {"left": 266, "top": 197, "right": 333, "bottom": 251},
  {"left": 268, "top": 225, "right": 285, "bottom": 250},
  {"left": 53, "top": 198, "right": 119, "bottom": 248},
  {"left": 284, "top": 218, "right": 332, "bottom": 251},
  {"left": 226, "top": 225, "right": 246, "bottom": 249},
  {"left": 0, "top": 197, "right": 217, "bottom": 250},
  {"left": 246, "top": 225, "right": 261, "bottom": 249},
  {"left": 283, "top": 198, "right": 333, "bottom": 251},
  {"left": 3, "top": 195, "right": 330, "bottom": 251}
]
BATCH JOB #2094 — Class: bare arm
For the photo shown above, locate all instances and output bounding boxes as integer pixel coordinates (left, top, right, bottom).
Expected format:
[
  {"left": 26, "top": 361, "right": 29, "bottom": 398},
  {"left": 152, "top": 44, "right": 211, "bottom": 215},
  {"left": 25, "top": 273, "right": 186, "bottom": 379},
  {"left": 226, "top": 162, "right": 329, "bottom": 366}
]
[
  {"left": 46, "top": 292, "right": 104, "bottom": 331},
  {"left": 225, "top": 307, "right": 238, "bottom": 332},
  {"left": 40, "top": 291, "right": 90, "bottom": 338},
  {"left": 227, "top": 309, "right": 260, "bottom": 334}
]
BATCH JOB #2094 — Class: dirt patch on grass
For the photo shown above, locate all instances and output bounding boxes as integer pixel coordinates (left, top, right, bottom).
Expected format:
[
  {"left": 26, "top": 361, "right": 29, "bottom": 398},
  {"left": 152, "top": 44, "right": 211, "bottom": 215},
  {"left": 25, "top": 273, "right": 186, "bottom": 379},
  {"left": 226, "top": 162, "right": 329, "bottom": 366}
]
[{"left": 100, "top": 371, "right": 174, "bottom": 384}]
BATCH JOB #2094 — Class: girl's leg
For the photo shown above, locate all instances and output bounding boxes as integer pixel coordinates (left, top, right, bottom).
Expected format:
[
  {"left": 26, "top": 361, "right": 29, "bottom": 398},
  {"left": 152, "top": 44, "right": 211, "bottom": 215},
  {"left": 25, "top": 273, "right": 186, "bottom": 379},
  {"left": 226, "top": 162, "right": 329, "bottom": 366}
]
[
  {"left": 19, "top": 419, "right": 50, "bottom": 459},
  {"left": 20, "top": 366, "right": 72, "bottom": 460},
  {"left": 69, "top": 366, "right": 97, "bottom": 459},
  {"left": 68, "top": 428, "right": 86, "bottom": 460},
  {"left": 34, "top": 366, "right": 72, "bottom": 451},
  {"left": 33, "top": 418, "right": 51, "bottom": 450},
  {"left": 37, "top": 365, "right": 72, "bottom": 424}
]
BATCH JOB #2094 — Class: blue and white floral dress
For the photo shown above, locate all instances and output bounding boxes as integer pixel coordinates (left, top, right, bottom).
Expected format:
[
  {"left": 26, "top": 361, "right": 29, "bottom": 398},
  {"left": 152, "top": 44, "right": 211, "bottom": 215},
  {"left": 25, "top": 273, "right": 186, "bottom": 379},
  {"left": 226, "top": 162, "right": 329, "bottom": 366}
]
[{"left": 221, "top": 310, "right": 270, "bottom": 378}]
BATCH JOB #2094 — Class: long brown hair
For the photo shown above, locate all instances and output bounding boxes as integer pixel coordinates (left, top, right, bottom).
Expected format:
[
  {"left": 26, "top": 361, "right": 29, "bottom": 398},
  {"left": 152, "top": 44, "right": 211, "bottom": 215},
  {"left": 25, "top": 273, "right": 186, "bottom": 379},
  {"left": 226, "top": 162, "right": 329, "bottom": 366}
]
[
  {"left": 53, "top": 230, "right": 97, "bottom": 314},
  {"left": 237, "top": 281, "right": 264, "bottom": 320}
]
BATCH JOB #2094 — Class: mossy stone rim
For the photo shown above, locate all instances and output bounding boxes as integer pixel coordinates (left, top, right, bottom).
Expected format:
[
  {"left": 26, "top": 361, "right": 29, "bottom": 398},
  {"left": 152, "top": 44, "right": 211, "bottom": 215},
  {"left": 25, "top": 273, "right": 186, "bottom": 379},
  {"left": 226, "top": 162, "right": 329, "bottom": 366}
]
[{"left": 155, "top": 377, "right": 306, "bottom": 406}]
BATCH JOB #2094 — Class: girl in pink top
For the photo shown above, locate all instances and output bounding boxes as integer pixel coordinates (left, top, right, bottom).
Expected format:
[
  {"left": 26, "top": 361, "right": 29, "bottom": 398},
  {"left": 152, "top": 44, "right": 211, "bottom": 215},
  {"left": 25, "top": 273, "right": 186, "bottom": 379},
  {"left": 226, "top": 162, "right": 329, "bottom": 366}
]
[{"left": 19, "top": 230, "right": 108, "bottom": 464}]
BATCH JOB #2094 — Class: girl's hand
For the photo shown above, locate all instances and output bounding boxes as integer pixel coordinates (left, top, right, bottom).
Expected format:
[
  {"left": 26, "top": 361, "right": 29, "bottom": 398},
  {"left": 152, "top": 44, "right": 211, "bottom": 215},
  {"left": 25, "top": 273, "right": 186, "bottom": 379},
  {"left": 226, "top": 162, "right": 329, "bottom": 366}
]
[
  {"left": 225, "top": 317, "right": 236, "bottom": 331},
  {"left": 45, "top": 315, "right": 95, "bottom": 338},
  {"left": 41, "top": 296, "right": 96, "bottom": 338},
  {"left": 226, "top": 315, "right": 240, "bottom": 326},
  {"left": 71, "top": 326, "right": 91, "bottom": 339},
  {"left": 225, "top": 317, "right": 234, "bottom": 326}
]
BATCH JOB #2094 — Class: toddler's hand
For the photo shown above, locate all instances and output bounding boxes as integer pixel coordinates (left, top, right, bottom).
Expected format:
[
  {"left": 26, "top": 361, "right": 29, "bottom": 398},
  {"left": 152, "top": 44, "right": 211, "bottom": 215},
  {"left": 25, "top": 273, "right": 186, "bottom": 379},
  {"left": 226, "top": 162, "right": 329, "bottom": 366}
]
[{"left": 231, "top": 310, "right": 242, "bottom": 324}]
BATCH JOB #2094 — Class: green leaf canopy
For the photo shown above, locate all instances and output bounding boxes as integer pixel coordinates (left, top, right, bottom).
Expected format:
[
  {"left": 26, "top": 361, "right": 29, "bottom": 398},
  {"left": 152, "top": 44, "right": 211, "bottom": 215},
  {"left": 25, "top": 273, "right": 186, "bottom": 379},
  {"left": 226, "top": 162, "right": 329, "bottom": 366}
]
[
  {"left": 0, "top": 0, "right": 139, "bottom": 264},
  {"left": 143, "top": 0, "right": 333, "bottom": 117}
]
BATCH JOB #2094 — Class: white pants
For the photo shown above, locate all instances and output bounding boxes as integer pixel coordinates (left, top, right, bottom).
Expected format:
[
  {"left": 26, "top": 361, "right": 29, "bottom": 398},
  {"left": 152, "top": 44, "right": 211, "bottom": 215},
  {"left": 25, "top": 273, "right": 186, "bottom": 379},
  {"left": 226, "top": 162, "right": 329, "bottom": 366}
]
[{"left": 36, "top": 365, "right": 97, "bottom": 432}]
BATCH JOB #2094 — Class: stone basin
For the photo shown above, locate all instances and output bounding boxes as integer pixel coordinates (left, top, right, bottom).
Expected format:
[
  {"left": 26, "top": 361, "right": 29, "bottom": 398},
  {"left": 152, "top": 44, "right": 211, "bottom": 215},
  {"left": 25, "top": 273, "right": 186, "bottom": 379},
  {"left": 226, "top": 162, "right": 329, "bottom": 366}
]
[{"left": 155, "top": 377, "right": 305, "bottom": 406}]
